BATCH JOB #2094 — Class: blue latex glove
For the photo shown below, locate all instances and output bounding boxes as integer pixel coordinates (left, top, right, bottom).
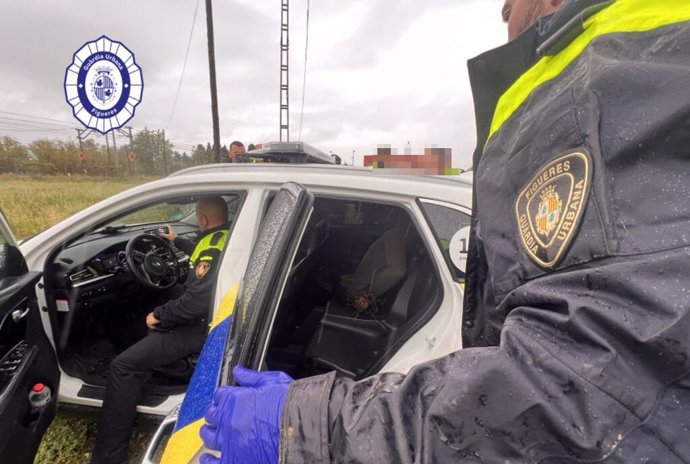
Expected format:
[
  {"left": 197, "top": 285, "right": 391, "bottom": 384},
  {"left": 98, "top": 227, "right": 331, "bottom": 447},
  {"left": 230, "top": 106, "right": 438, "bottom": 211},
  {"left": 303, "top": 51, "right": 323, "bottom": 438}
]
[{"left": 199, "top": 365, "right": 293, "bottom": 464}]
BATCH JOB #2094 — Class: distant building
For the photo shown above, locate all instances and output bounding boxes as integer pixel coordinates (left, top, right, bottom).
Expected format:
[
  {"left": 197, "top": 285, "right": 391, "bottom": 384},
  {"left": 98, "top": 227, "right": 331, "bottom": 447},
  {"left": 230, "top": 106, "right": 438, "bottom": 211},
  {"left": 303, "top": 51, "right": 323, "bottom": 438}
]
[{"left": 363, "top": 145, "right": 462, "bottom": 175}]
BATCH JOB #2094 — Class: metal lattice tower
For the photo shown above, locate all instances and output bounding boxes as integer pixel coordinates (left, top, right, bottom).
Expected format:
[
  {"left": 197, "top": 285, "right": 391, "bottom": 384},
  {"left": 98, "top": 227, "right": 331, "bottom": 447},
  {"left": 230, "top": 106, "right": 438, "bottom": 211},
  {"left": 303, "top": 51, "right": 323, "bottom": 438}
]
[{"left": 279, "top": 0, "right": 289, "bottom": 141}]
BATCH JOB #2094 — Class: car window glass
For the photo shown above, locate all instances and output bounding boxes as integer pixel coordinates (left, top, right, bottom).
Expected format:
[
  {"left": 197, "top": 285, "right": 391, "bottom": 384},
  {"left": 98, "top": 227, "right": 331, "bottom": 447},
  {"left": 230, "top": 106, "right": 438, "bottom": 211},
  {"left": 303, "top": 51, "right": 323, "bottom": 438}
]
[
  {"left": 102, "top": 194, "right": 241, "bottom": 229},
  {"left": 265, "top": 195, "right": 444, "bottom": 381},
  {"left": 418, "top": 200, "right": 471, "bottom": 281},
  {"left": 112, "top": 201, "right": 196, "bottom": 226}
]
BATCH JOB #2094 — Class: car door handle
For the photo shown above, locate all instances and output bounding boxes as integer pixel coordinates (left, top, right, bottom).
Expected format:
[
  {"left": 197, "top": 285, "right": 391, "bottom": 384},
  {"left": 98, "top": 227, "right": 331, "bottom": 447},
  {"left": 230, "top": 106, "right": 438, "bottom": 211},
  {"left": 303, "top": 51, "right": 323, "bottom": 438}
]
[{"left": 11, "top": 306, "right": 29, "bottom": 323}]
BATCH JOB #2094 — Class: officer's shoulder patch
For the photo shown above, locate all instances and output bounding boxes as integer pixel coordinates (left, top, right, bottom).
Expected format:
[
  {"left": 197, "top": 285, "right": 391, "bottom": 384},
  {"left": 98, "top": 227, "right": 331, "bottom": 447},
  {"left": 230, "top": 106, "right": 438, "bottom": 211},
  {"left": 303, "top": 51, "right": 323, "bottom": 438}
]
[
  {"left": 195, "top": 261, "right": 211, "bottom": 279},
  {"left": 514, "top": 150, "right": 592, "bottom": 269}
]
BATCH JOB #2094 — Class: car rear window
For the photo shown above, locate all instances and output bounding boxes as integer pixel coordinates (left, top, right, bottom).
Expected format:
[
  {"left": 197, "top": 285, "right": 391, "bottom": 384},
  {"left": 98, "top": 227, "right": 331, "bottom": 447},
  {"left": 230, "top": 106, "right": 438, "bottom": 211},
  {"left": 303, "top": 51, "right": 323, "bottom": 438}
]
[{"left": 418, "top": 199, "right": 471, "bottom": 282}]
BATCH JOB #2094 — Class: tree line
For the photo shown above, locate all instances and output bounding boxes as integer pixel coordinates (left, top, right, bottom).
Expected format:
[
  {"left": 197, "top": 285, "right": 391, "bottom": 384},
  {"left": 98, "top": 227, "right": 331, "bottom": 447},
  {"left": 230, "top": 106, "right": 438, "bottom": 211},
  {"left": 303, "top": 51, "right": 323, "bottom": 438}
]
[{"left": 0, "top": 128, "right": 232, "bottom": 177}]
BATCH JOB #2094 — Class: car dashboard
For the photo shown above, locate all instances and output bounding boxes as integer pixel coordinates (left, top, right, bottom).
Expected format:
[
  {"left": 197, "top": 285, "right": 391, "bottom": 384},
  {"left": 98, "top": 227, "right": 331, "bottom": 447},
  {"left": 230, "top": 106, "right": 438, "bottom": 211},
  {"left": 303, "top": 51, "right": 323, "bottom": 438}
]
[
  {"left": 54, "top": 225, "right": 197, "bottom": 286},
  {"left": 45, "top": 224, "right": 199, "bottom": 350}
]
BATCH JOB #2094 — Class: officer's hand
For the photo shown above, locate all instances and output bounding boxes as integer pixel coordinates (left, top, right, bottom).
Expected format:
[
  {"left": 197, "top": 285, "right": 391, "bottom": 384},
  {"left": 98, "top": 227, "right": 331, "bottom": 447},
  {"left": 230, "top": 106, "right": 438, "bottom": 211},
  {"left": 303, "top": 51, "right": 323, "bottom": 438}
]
[
  {"left": 199, "top": 366, "right": 293, "bottom": 464},
  {"left": 159, "top": 224, "right": 176, "bottom": 241},
  {"left": 146, "top": 312, "right": 159, "bottom": 329}
]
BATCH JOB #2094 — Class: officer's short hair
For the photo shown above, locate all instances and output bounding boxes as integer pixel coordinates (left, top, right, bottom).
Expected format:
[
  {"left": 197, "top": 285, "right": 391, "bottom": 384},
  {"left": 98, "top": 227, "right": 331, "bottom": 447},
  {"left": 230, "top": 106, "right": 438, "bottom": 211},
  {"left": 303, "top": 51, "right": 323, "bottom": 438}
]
[{"left": 197, "top": 195, "right": 228, "bottom": 223}]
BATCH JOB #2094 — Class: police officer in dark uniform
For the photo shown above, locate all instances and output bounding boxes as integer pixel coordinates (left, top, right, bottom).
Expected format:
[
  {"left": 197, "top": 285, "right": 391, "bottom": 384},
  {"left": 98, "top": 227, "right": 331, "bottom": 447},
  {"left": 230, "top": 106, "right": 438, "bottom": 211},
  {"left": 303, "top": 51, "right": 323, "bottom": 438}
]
[
  {"left": 198, "top": 1, "right": 690, "bottom": 463},
  {"left": 91, "top": 196, "right": 229, "bottom": 464}
]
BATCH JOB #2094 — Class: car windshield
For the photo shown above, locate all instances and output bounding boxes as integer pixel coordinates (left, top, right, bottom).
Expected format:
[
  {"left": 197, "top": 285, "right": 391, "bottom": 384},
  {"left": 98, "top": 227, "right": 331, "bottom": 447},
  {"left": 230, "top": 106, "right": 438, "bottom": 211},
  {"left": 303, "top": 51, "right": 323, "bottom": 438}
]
[
  {"left": 118, "top": 203, "right": 195, "bottom": 225},
  {"left": 100, "top": 200, "right": 197, "bottom": 231}
]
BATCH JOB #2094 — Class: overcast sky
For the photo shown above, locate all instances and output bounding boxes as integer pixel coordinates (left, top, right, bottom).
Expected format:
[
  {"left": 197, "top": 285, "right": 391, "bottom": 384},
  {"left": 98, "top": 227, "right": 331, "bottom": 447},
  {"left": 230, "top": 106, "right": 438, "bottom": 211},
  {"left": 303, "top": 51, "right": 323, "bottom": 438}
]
[{"left": 0, "top": 0, "right": 506, "bottom": 168}]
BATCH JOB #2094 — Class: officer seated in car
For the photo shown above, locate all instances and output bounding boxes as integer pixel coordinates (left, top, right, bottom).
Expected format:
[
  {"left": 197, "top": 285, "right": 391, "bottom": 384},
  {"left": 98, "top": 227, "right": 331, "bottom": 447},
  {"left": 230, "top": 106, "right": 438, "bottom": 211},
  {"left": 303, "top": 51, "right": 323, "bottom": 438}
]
[{"left": 91, "top": 195, "right": 229, "bottom": 464}]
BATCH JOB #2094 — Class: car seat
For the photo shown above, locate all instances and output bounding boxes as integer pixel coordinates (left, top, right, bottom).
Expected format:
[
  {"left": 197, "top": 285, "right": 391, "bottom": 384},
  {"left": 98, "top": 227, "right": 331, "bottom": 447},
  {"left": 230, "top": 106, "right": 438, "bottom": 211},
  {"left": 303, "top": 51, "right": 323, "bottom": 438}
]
[{"left": 339, "top": 224, "right": 408, "bottom": 301}]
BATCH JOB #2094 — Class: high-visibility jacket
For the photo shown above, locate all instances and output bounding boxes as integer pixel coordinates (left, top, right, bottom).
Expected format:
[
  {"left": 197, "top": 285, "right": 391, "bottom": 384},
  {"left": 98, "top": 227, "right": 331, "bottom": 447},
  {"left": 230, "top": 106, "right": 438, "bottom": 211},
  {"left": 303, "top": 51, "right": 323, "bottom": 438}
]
[
  {"left": 279, "top": 1, "right": 690, "bottom": 462},
  {"left": 153, "top": 225, "right": 228, "bottom": 329}
]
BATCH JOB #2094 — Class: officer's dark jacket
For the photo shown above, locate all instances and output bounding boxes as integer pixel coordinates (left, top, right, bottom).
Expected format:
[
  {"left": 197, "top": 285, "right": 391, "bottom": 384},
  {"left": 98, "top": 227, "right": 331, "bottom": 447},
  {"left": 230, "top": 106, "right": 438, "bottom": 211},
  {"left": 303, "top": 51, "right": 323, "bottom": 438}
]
[
  {"left": 279, "top": 1, "right": 690, "bottom": 462},
  {"left": 153, "top": 225, "right": 228, "bottom": 330}
]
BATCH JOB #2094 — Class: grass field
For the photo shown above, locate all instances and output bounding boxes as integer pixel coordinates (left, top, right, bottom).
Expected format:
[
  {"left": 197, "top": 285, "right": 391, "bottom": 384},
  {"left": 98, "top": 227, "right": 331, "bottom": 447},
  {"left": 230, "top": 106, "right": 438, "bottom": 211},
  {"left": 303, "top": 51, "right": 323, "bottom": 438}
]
[
  {"left": 34, "top": 412, "right": 158, "bottom": 464},
  {"left": 0, "top": 174, "right": 156, "bottom": 239},
  {"left": 0, "top": 175, "right": 161, "bottom": 463}
]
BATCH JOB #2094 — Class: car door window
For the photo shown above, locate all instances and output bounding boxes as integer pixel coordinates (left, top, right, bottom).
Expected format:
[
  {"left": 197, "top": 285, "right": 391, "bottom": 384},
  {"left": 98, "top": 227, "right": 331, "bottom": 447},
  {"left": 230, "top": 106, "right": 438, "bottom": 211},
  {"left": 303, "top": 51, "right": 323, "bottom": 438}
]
[
  {"left": 103, "top": 194, "right": 242, "bottom": 228},
  {"left": 418, "top": 199, "right": 471, "bottom": 282},
  {"left": 265, "top": 196, "right": 443, "bottom": 380}
]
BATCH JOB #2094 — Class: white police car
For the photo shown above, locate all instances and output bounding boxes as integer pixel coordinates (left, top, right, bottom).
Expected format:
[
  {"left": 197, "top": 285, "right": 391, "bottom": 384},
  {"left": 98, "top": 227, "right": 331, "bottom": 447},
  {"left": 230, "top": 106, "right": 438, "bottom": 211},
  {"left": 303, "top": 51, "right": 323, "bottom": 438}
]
[{"left": 0, "top": 150, "right": 472, "bottom": 462}]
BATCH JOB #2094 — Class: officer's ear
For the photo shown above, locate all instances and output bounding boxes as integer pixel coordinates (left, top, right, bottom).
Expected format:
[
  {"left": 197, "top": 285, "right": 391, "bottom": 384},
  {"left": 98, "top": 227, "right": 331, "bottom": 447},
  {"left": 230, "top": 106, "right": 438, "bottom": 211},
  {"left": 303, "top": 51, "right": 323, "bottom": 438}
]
[
  {"left": 198, "top": 213, "right": 209, "bottom": 230},
  {"left": 546, "top": 0, "right": 565, "bottom": 11}
]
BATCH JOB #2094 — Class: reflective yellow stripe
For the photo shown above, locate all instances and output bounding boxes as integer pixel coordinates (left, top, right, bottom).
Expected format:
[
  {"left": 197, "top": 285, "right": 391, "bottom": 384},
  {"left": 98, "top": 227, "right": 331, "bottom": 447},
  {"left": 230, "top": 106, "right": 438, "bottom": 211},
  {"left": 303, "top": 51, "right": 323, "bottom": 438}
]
[
  {"left": 190, "top": 230, "right": 228, "bottom": 263},
  {"left": 487, "top": 0, "right": 690, "bottom": 147},
  {"left": 209, "top": 282, "right": 239, "bottom": 330},
  {"left": 161, "top": 418, "right": 205, "bottom": 464},
  {"left": 161, "top": 284, "right": 240, "bottom": 463}
]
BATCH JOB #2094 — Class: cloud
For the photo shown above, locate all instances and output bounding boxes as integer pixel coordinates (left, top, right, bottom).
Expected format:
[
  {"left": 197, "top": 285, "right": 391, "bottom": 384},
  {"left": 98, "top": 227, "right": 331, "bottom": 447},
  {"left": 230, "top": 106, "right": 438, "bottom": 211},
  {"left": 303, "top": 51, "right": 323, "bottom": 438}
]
[{"left": 0, "top": 0, "right": 506, "bottom": 168}]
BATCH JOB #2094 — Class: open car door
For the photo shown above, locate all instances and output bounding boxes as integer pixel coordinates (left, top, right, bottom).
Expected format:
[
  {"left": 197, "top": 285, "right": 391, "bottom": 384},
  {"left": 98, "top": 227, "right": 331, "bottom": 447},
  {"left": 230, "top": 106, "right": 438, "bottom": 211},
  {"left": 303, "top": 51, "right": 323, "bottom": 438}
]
[
  {"left": 154, "top": 182, "right": 313, "bottom": 464},
  {"left": 0, "top": 211, "right": 60, "bottom": 462},
  {"left": 221, "top": 181, "right": 313, "bottom": 382}
]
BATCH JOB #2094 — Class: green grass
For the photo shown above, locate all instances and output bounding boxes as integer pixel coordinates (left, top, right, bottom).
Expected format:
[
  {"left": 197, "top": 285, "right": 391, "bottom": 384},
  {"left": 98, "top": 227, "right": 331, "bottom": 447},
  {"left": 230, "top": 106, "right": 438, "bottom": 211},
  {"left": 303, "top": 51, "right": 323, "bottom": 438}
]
[
  {"left": 34, "top": 411, "right": 157, "bottom": 464},
  {"left": 0, "top": 175, "right": 162, "bottom": 463},
  {"left": 0, "top": 174, "right": 157, "bottom": 240}
]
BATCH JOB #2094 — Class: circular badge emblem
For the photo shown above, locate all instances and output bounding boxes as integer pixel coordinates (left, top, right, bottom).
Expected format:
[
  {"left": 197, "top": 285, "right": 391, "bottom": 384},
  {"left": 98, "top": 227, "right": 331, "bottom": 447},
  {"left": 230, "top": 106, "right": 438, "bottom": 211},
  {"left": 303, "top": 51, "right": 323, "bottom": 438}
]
[
  {"left": 64, "top": 36, "right": 143, "bottom": 134},
  {"left": 449, "top": 226, "right": 471, "bottom": 274}
]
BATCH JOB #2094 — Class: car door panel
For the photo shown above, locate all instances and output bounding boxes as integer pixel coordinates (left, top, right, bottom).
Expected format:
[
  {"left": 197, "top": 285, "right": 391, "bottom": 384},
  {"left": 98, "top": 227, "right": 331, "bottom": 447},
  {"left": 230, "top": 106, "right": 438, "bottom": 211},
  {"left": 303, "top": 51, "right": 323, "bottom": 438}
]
[
  {"left": 224, "top": 182, "right": 314, "bottom": 382},
  {"left": 155, "top": 182, "right": 313, "bottom": 464},
  {"left": 0, "top": 214, "right": 60, "bottom": 463}
]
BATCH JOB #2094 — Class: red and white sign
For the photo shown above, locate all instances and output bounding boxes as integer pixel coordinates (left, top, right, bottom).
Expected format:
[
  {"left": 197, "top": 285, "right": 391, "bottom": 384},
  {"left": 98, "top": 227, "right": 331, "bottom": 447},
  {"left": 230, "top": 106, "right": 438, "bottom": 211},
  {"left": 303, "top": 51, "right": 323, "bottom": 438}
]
[
  {"left": 128, "top": 151, "right": 136, "bottom": 161},
  {"left": 78, "top": 151, "right": 85, "bottom": 161}
]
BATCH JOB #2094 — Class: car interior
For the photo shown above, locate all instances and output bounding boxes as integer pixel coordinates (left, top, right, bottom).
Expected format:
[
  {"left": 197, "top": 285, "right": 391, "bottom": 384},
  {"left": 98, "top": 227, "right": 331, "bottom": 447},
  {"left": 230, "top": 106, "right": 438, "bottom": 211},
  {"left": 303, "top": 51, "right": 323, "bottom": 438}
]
[
  {"left": 41, "top": 193, "right": 241, "bottom": 404},
  {"left": 266, "top": 196, "right": 443, "bottom": 381},
  {"left": 38, "top": 191, "right": 443, "bottom": 406}
]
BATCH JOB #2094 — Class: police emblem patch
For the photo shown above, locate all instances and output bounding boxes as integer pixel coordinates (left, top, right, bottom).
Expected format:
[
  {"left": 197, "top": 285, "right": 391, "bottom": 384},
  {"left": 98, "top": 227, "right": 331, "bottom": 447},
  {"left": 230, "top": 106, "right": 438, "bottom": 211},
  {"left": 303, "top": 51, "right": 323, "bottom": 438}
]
[
  {"left": 515, "top": 150, "right": 591, "bottom": 269},
  {"left": 196, "top": 261, "right": 211, "bottom": 279},
  {"left": 64, "top": 36, "right": 143, "bottom": 134}
]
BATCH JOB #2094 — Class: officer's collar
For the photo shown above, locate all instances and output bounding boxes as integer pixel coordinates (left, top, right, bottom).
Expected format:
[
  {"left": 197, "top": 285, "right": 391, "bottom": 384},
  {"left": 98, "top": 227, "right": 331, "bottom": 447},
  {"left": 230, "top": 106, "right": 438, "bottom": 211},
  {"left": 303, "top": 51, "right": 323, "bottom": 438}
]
[
  {"left": 199, "top": 223, "right": 229, "bottom": 238},
  {"left": 467, "top": 0, "right": 617, "bottom": 166},
  {"left": 535, "top": 0, "right": 616, "bottom": 57}
]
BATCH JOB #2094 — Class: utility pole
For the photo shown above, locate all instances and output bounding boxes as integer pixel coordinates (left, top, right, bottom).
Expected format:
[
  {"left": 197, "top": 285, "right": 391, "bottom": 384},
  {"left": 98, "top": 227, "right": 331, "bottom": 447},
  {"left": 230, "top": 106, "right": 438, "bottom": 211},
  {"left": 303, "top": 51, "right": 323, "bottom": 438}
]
[
  {"left": 126, "top": 126, "right": 134, "bottom": 175},
  {"left": 351, "top": 150, "right": 355, "bottom": 167},
  {"left": 279, "top": 0, "right": 290, "bottom": 141},
  {"left": 104, "top": 133, "right": 112, "bottom": 176},
  {"left": 111, "top": 131, "right": 119, "bottom": 176},
  {"left": 205, "top": 0, "right": 221, "bottom": 163},
  {"left": 161, "top": 130, "right": 168, "bottom": 176},
  {"left": 75, "top": 128, "right": 87, "bottom": 174}
]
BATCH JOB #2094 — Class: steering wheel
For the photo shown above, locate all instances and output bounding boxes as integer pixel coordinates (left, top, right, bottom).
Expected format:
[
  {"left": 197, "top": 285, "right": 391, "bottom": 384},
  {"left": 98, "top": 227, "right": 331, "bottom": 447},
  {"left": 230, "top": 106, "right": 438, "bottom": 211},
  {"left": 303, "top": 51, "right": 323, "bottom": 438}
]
[{"left": 125, "top": 233, "right": 180, "bottom": 289}]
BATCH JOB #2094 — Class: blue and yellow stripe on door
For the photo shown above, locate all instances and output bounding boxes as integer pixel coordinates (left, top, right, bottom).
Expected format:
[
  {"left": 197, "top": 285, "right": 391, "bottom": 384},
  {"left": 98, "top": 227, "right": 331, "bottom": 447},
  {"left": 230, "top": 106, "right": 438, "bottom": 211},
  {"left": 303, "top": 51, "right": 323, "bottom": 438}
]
[{"left": 161, "top": 283, "right": 239, "bottom": 464}]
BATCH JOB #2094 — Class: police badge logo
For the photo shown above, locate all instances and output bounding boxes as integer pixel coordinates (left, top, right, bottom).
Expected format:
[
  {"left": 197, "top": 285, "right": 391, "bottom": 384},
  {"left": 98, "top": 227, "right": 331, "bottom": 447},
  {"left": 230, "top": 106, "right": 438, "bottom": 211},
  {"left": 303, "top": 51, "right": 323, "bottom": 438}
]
[
  {"left": 515, "top": 150, "right": 591, "bottom": 269},
  {"left": 196, "top": 261, "right": 211, "bottom": 279},
  {"left": 535, "top": 186, "right": 562, "bottom": 237},
  {"left": 64, "top": 36, "right": 143, "bottom": 134}
]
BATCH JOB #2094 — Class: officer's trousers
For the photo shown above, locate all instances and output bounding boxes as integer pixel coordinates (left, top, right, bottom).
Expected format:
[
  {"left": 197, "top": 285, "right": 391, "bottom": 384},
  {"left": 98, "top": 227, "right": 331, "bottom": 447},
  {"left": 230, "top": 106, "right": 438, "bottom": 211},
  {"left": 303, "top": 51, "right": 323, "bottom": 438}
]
[{"left": 91, "top": 323, "right": 206, "bottom": 464}]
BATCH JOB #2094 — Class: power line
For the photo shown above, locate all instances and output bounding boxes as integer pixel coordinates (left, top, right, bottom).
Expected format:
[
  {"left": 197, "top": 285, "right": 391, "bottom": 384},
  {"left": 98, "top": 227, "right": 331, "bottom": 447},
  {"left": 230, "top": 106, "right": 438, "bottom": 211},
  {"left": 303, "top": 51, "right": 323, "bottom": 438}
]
[
  {"left": 0, "top": 116, "right": 73, "bottom": 128},
  {"left": 0, "top": 110, "right": 75, "bottom": 127},
  {"left": 0, "top": 126, "right": 73, "bottom": 133},
  {"left": 168, "top": 138, "right": 199, "bottom": 151},
  {"left": 0, "top": 110, "right": 202, "bottom": 152},
  {"left": 166, "top": 0, "right": 201, "bottom": 129},
  {"left": 298, "top": 0, "right": 310, "bottom": 141}
]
